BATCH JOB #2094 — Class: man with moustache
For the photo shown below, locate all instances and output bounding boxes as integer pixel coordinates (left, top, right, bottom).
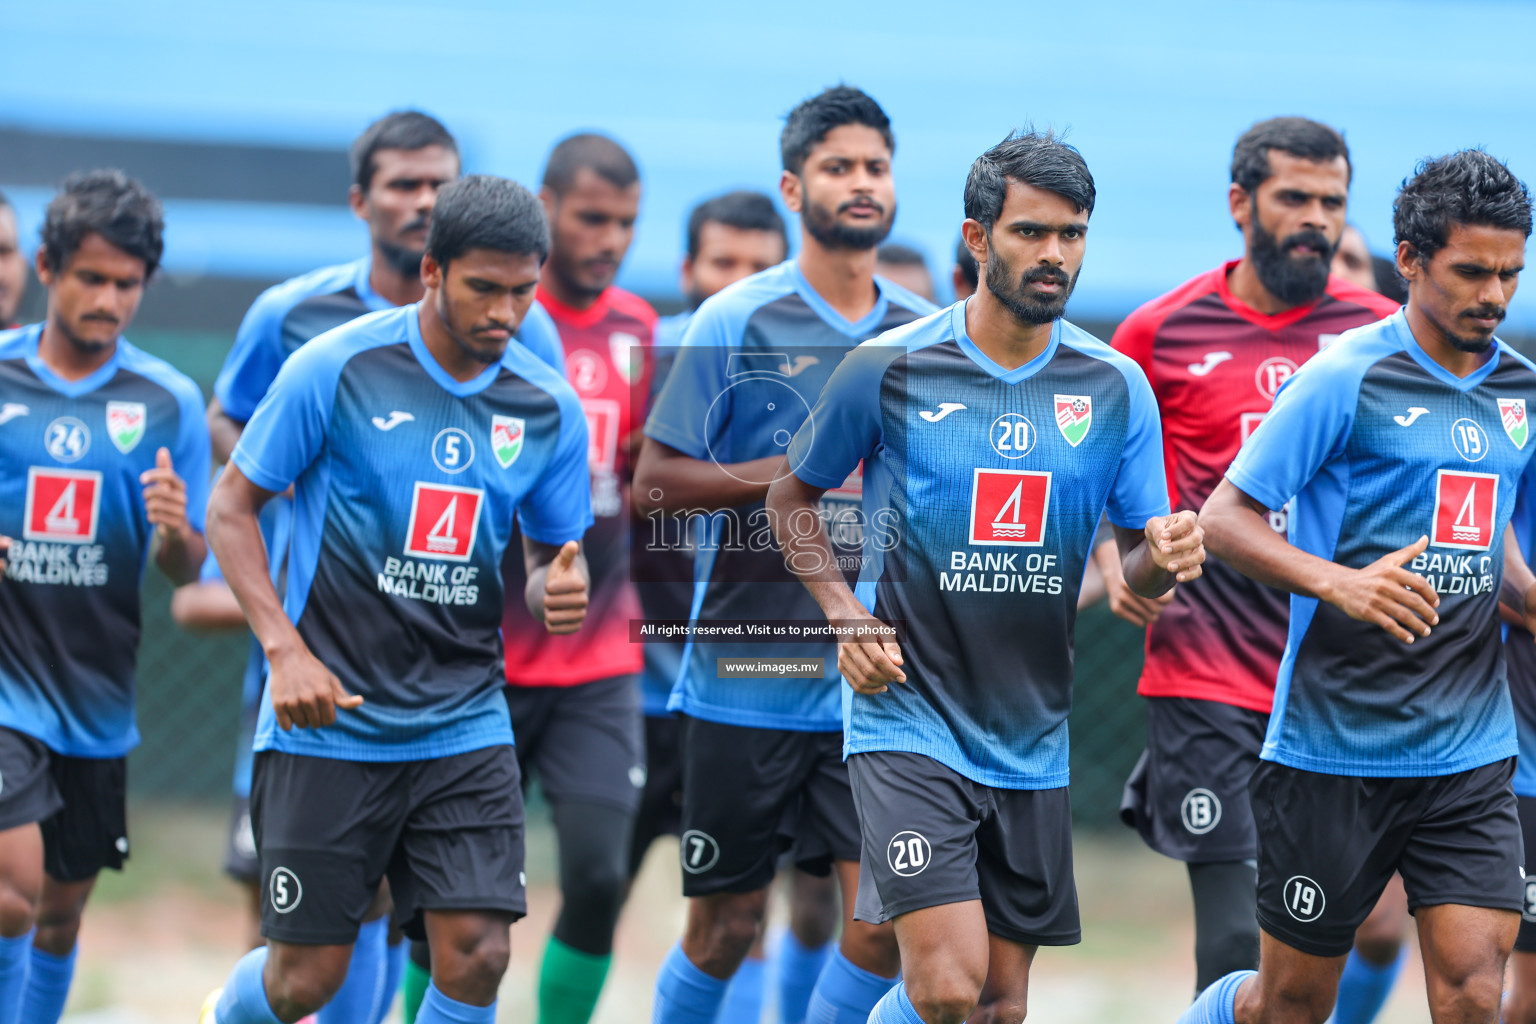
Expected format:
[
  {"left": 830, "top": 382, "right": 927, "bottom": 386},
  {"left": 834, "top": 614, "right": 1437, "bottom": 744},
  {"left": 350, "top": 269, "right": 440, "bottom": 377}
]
[
  {"left": 637, "top": 85, "right": 934, "bottom": 1024},
  {"left": 1095, "top": 118, "right": 1403, "bottom": 1014}
]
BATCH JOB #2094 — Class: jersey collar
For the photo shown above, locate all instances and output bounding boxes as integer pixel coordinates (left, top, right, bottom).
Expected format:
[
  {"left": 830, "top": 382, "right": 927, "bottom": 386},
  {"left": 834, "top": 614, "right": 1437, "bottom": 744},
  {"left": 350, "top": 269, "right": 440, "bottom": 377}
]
[
  {"left": 790, "top": 260, "right": 891, "bottom": 339},
  {"left": 949, "top": 299, "right": 1061, "bottom": 384},
  {"left": 1387, "top": 307, "right": 1502, "bottom": 391},
  {"left": 535, "top": 284, "right": 612, "bottom": 329},
  {"left": 24, "top": 322, "right": 124, "bottom": 397},
  {"left": 1215, "top": 259, "right": 1328, "bottom": 330},
  {"left": 405, "top": 304, "right": 505, "bottom": 397}
]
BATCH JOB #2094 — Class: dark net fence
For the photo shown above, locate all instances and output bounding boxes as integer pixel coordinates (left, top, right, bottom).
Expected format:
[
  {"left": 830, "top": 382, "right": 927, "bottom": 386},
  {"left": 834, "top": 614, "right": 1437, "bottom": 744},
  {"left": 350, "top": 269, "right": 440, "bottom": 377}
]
[{"left": 125, "top": 331, "right": 1153, "bottom": 830}]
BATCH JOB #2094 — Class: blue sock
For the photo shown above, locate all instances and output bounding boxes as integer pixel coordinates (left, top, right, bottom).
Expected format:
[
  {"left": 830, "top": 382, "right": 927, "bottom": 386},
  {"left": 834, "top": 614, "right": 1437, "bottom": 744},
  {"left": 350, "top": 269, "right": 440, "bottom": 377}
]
[
  {"left": 1327, "top": 946, "right": 1408, "bottom": 1024},
  {"left": 318, "top": 918, "right": 388, "bottom": 1024},
  {"left": 375, "top": 935, "right": 408, "bottom": 1024},
  {"left": 19, "top": 944, "right": 75, "bottom": 1024},
  {"left": 866, "top": 984, "right": 923, "bottom": 1024},
  {"left": 775, "top": 932, "right": 831, "bottom": 1024},
  {"left": 804, "top": 948, "right": 896, "bottom": 1024},
  {"left": 0, "top": 932, "right": 33, "bottom": 1024},
  {"left": 716, "top": 955, "right": 766, "bottom": 1024},
  {"left": 1178, "top": 970, "right": 1254, "bottom": 1024},
  {"left": 417, "top": 980, "right": 496, "bottom": 1024},
  {"left": 654, "top": 942, "right": 729, "bottom": 1024},
  {"left": 214, "top": 947, "right": 281, "bottom": 1024}
]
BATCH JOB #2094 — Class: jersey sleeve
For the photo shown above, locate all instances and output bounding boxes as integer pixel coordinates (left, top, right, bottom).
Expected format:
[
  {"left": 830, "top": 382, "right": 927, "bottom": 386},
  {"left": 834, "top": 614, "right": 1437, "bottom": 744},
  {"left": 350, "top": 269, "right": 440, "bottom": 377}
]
[
  {"left": 643, "top": 303, "right": 734, "bottom": 460},
  {"left": 1225, "top": 356, "right": 1358, "bottom": 512},
  {"left": 215, "top": 290, "right": 289, "bottom": 423},
  {"left": 517, "top": 301, "right": 568, "bottom": 375},
  {"left": 170, "top": 378, "right": 213, "bottom": 535},
  {"left": 517, "top": 390, "right": 595, "bottom": 546},
  {"left": 228, "top": 341, "right": 339, "bottom": 495},
  {"left": 1104, "top": 363, "right": 1172, "bottom": 528},
  {"left": 786, "top": 343, "right": 890, "bottom": 489}
]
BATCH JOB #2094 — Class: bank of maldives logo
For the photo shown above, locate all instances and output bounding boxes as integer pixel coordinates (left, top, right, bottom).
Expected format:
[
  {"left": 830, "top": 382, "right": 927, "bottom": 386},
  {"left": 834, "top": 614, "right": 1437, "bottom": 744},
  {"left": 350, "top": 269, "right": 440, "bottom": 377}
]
[
  {"left": 405, "top": 482, "right": 484, "bottom": 561},
  {"left": 1054, "top": 395, "right": 1091, "bottom": 447},
  {"left": 1432, "top": 469, "right": 1497, "bottom": 551},
  {"left": 969, "top": 468, "right": 1051, "bottom": 547},
  {"left": 24, "top": 468, "right": 102, "bottom": 543},
  {"left": 106, "top": 401, "right": 146, "bottom": 454},
  {"left": 491, "top": 416, "right": 525, "bottom": 469},
  {"left": 1501, "top": 398, "right": 1528, "bottom": 450}
]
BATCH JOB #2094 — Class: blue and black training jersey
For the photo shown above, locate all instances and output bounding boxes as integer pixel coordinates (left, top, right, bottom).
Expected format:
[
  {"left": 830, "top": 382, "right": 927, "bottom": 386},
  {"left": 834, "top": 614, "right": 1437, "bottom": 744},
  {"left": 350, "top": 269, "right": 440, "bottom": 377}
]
[
  {"left": 216, "top": 256, "right": 563, "bottom": 424},
  {"left": 1227, "top": 309, "right": 1536, "bottom": 778},
  {"left": 788, "top": 301, "right": 1168, "bottom": 788},
  {"left": 0, "top": 324, "right": 211, "bottom": 757},
  {"left": 644, "top": 260, "right": 935, "bottom": 731},
  {"left": 231, "top": 304, "right": 592, "bottom": 762}
]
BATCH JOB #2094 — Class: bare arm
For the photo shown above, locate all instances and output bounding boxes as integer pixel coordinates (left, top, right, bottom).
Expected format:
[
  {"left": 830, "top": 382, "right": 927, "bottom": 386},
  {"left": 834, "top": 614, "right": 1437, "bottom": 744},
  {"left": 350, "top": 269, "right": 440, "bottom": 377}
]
[
  {"left": 141, "top": 446, "right": 207, "bottom": 586},
  {"left": 206, "top": 396, "right": 245, "bottom": 466},
  {"left": 1501, "top": 522, "right": 1536, "bottom": 629},
  {"left": 766, "top": 472, "right": 905, "bottom": 695},
  {"left": 171, "top": 580, "right": 247, "bottom": 631},
  {"left": 1093, "top": 536, "right": 1174, "bottom": 627},
  {"left": 209, "top": 465, "right": 361, "bottom": 729},
  {"left": 1112, "top": 510, "right": 1206, "bottom": 599},
  {"left": 523, "top": 538, "right": 590, "bottom": 635},
  {"left": 1201, "top": 477, "right": 1439, "bottom": 643},
  {"left": 633, "top": 437, "right": 789, "bottom": 514}
]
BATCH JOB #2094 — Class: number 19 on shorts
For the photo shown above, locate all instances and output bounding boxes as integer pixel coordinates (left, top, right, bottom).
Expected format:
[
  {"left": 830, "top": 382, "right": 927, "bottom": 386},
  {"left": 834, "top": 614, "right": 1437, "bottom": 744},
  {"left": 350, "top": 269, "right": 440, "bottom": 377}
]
[{"left": 1283, "top": 874, "right": 1325, "bottom": 923}]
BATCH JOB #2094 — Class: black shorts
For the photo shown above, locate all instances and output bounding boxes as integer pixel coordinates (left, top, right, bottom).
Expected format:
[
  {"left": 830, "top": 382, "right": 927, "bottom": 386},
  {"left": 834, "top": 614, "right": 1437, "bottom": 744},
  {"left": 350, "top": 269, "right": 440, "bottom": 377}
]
[
  {"left": 677, "top": 715, "right": 859, "bottom": 897},
  {"left": 250, "top": 745, "right": 526, "bottom": 945},
  {"left": 628, "top": 713, "right": 684, "bottom": 877},
  {"left": 848, "top": 751, "right": 1079, "bottom": 946},
  {"left": 504, "top": 675, "right": 644, "bottom": 813},
  {"left": 1252, "top": 758, "right": 1523, "bottom": 957},
  {"left": 0, "top": 727, "right": 127, "bottom": 882},
  {"left": 1120, "top": 696, "right": 1268, "bottom": 862},
  {"left": 1517, "top": 795, "right": 1536, "bottom": 952},
  {"left": 224, "top": 794, "right": 260, "bottom": 883}
]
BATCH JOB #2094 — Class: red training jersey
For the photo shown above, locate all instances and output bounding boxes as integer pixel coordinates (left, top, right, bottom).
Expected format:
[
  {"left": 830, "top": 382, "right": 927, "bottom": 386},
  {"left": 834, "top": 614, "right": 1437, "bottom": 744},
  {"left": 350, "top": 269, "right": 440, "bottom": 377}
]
[
  {"left": 501, "top": 285, "right": 656, "bottom": 686},
  {"left": 1112, "top": 261, "right": 1400, "bottom": 712}
]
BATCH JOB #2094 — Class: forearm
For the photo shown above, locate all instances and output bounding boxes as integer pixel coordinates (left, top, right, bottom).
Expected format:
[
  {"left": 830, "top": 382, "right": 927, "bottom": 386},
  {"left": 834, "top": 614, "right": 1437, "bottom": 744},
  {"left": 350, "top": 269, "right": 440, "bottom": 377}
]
[
  {"left": 171, "top": 582, "right": 247, "bottom": 630},
  {"left": 633, "top": 441, "right": 786, "bottom": 513},
  {"left": 154, "top": 528, "right": 207, "bottom": 587},
  {"left": 208, "top": 488, "right": 298, "bottom": 657},
  {"left": 766, "top": 480, "right": 865, "bottom": 622},
  {"left": 1201, "top": 483, "right": 1347, "bottom": 601},
  {"left": 1502, "top": 523, "right": 1535, "bottom": 623},
  {"left": 1118, "top": 535, "right": 1176, "bottom": 598}
]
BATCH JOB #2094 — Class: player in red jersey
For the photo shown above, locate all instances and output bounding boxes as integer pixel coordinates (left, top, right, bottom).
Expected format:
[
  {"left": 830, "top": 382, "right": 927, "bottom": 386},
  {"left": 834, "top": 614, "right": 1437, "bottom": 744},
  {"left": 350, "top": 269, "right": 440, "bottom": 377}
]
[
  {"left": 1096, "top": 118, "right": 1406, "bottom": 1020},
  {"left": 500, "top": 132, "right": 657, "bottom": 1024}
]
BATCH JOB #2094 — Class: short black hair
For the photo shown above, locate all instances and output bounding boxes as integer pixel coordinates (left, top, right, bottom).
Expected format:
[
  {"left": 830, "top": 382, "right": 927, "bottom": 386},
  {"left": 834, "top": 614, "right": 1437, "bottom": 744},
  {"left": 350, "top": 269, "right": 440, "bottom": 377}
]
[
  {"left": 40, "top": 169, "right": 164, "bottom": 279},
  {"left": 1230, "top": 117, "right": 1350, "bottom": 193},
  {"left": 964, "top": 129, "right": 1096, "bottom": 231},
  {"left": 426, "top": 175, "right": 550, "bottom": 269},
  {"left": 876, "top": 242, "right": 927, "bottom": 267},
  {"left": 781, "top": 85, "right": 894, "bottom": 175},
  {"left": 1393, "top": 149, "right": 1532, "bottom": 264},
  {"left": 350, "top": 110, "right": 458, "bottom": 192},
  {"left": 954, "top": 235, "right": 979, "bottom": 290},
  {"left": 686, "top": 190, "right": 786, "bottom": 261},
  {"left": 542, "top": 133, "right": 640, "bottom": 196}
]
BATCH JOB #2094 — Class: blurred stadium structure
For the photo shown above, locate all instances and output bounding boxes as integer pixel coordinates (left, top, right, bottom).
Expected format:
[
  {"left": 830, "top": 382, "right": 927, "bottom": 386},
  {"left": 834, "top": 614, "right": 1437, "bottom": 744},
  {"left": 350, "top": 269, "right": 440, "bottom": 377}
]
[{"left": 3, "top": 0, "right": 1535, "bottom": 822}]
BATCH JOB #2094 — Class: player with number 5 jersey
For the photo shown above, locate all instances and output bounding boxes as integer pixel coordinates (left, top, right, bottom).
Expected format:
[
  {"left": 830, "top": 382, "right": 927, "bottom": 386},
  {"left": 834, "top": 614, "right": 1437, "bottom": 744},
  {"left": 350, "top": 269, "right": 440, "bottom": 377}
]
[
  {"left": 200, "top": 176, "right": 592, "bottom": 1024},
  {"left": 1183, "top": 150, "right": 1535, "bottom": 1024},
  {"left": 770, "top": 131, "right": 1203, "bottom": 1024}
]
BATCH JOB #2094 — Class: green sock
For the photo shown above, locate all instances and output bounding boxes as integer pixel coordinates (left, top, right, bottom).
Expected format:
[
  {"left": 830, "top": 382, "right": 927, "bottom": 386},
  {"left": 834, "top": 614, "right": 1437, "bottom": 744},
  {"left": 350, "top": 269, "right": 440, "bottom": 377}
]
[
  {"left": 538, "top": 936, "right": 612, "bottom": 1024},
  {"left": 401, "top": 958, "right": 431, "bottom": 1024}
]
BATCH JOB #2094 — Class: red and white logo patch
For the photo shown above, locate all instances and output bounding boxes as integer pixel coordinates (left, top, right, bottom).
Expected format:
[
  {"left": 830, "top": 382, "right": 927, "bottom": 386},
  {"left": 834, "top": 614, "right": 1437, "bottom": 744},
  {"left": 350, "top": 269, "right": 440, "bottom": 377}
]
[
  {"left": 583, "top": 398, "right": 620, "bottom": 472},
  {"left": 969, "top": 468, "right": 1051, "bottom": 547},
  {"left": 404, "top": 482, "right": 484, "bottom": 562},
  {"left": 1431, "top": 469, "right": 1498, "bottom": 551},
  {"left": 24, "top": 467, "right": 102, "bottom": 543}
]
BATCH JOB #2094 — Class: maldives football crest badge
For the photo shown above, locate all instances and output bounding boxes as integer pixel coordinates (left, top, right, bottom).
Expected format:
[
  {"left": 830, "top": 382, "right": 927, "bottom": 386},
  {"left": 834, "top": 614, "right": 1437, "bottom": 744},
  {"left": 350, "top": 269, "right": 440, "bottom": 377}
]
[
  {"left": 106, "top": 401, "right": 146, "bottom": 454},
  {"left": 1500, "top": 398, "right": 1528, "bottom": 449},
  {"left": 491, "top": 415, "right": 525, "bottom": 469},
  {"left": 1054, "top": 395, "right": 1092, "bottom": 448}
]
